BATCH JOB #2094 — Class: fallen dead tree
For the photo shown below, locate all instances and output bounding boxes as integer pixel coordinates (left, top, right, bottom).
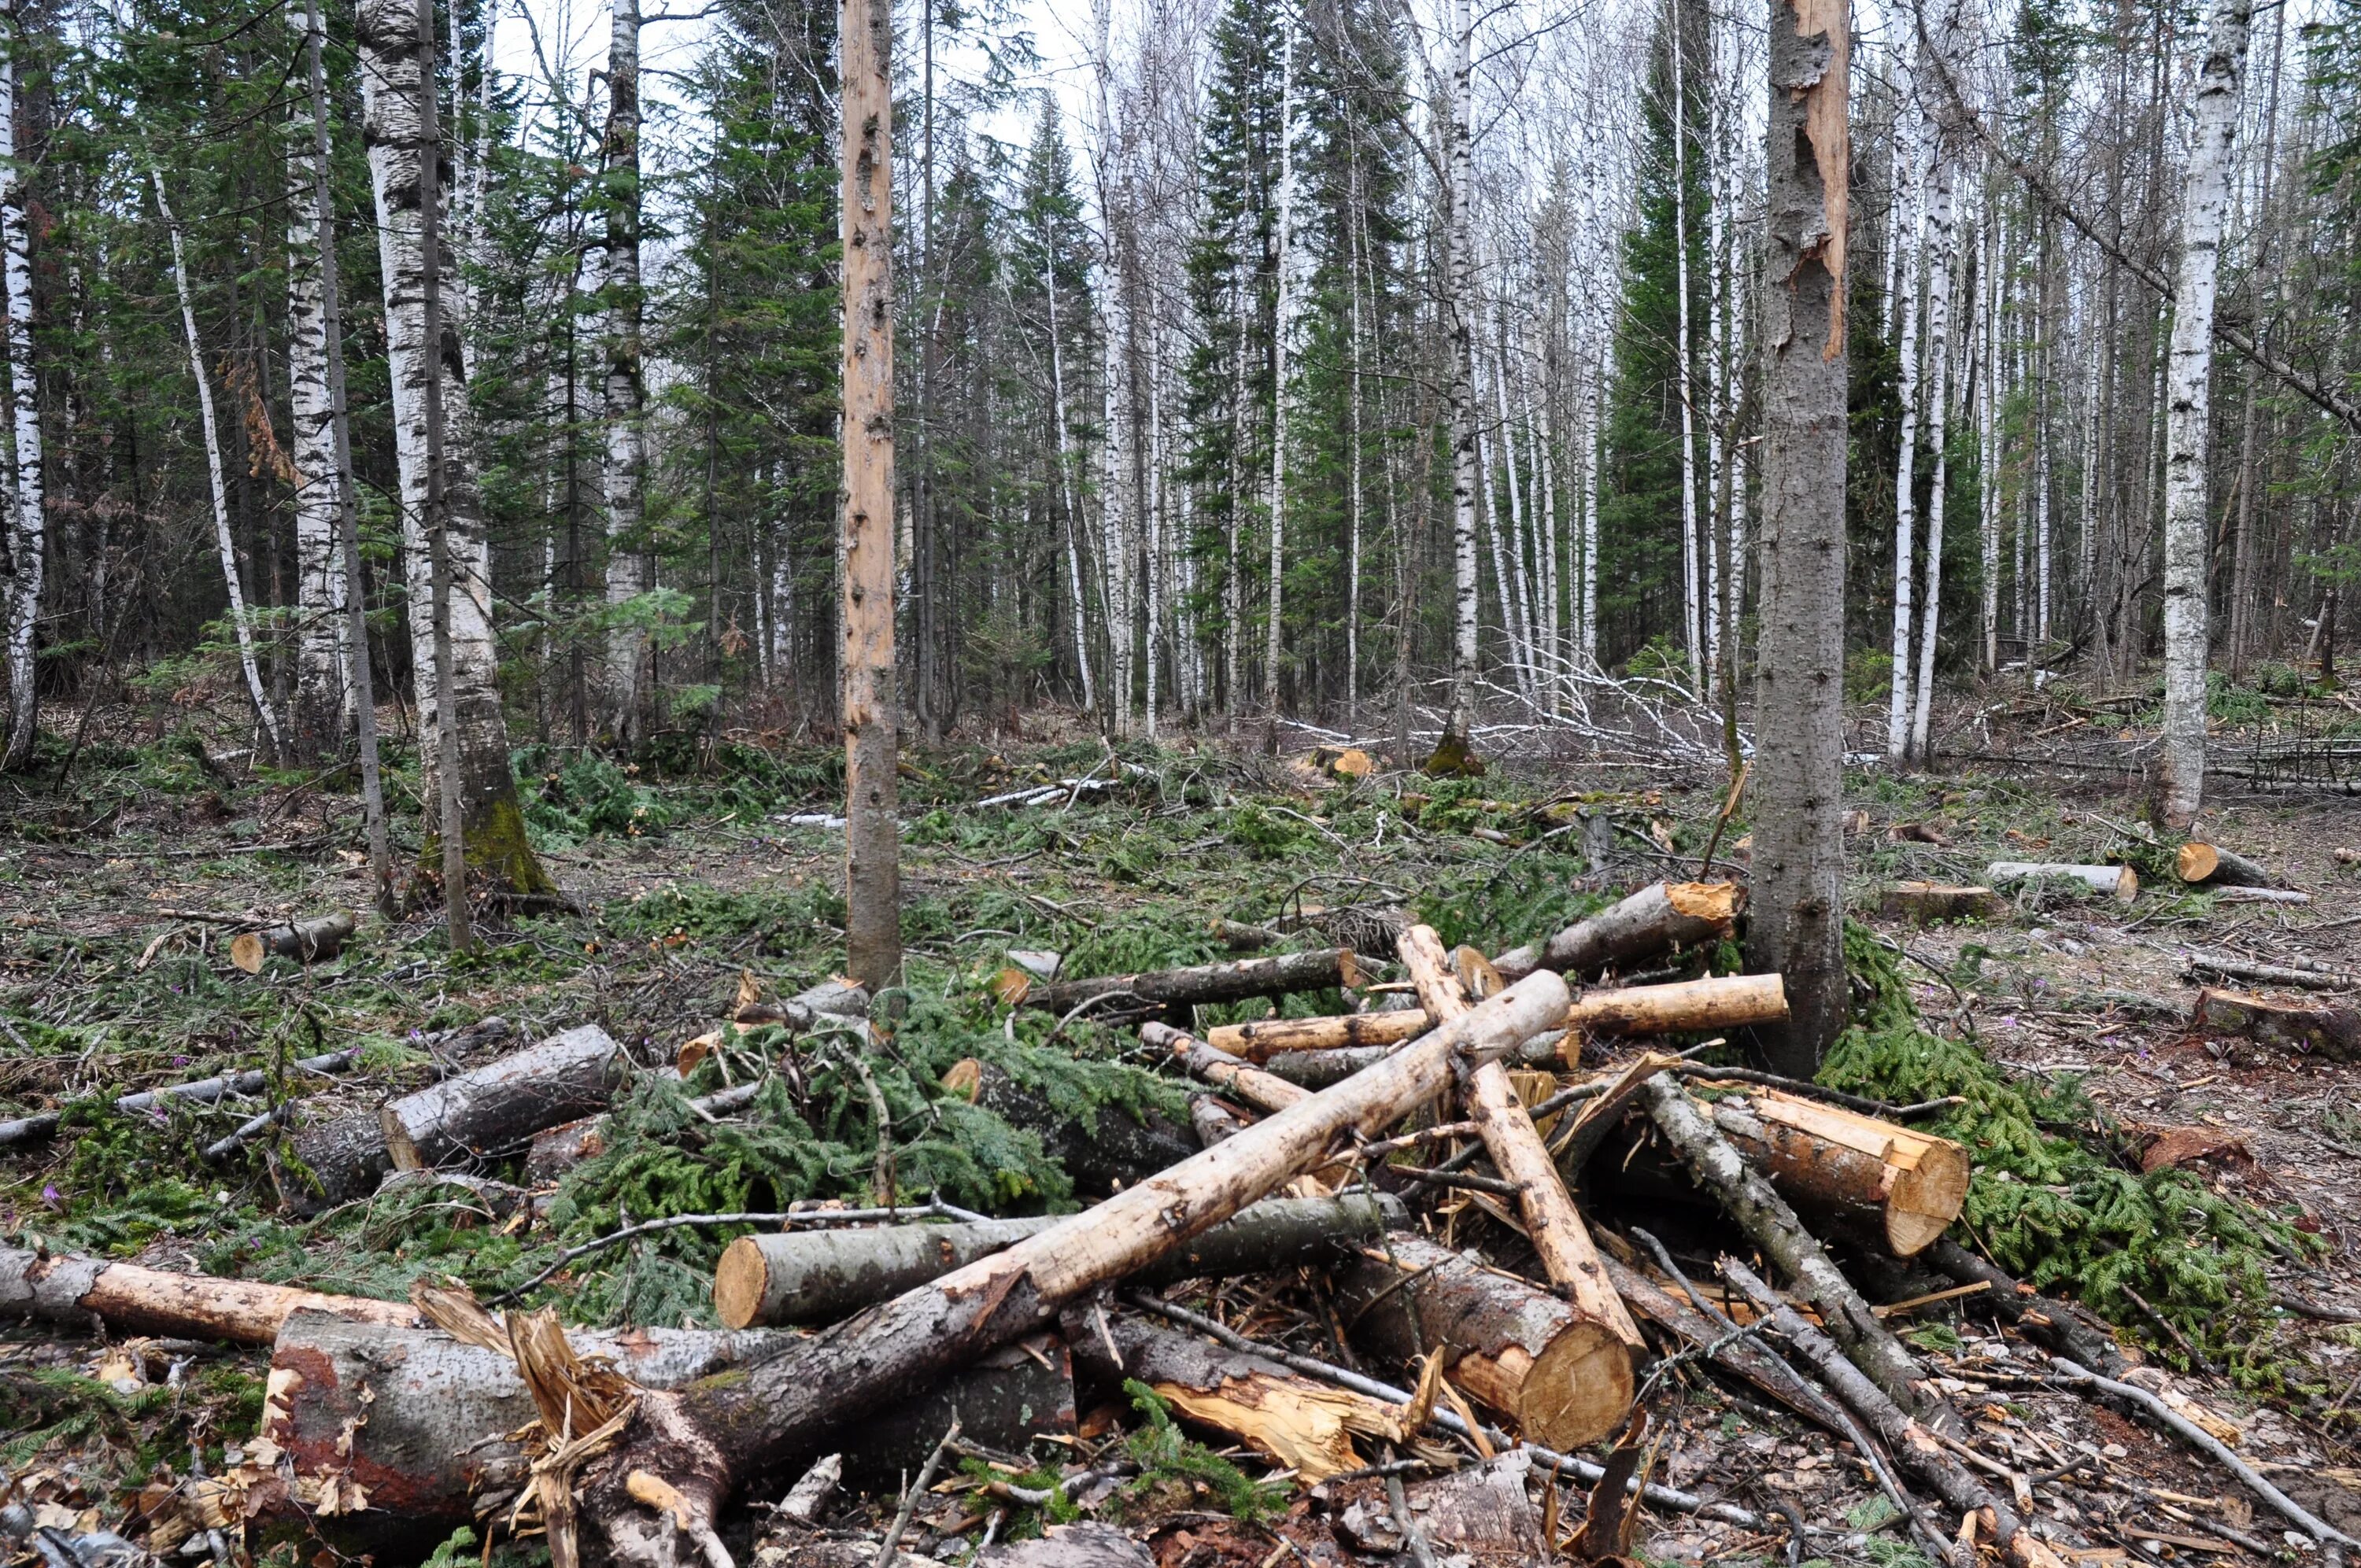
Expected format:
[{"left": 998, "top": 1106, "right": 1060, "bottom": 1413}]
[
  {"left": 940, "top": 1057, "right": 1198, "bottom": 1194},
  {"left": 1, "top": 1246, "right": 415, "bottom": 1343},
  {"left": 1492, "top": 880, "right": 1743, "bottom": 983},
  {"left": 229, "top": 911, "right": 358, "bottom": 973},
  {"left": 1011, "top": 946, "right": 1361, "bottom": 1017},
  {"left": 2182, "top": 948, "right": 2361, "bottom": 991},
  {"left": 2191, "top": 987, "right": 2361, "bottom": 1060}
]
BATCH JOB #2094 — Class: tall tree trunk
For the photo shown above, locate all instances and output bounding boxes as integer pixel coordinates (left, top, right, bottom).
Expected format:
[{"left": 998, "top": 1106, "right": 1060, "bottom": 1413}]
[
  {"left": 286, "top": 111, "right": 349, "bottom": 762},
  {"left": 2157, "top": 0, "right": 2256, "bottom": 825},
  {"left": 1433, "top": 0, "right": 1480, "bottom": 770},
  {"left": 1750, "top": 0, "right": 1850, "bottom": 1072},
  {"left": 357, "top": 0, "right": 557, "bottom": 904},
  {"left": 0, "top": 0, "right": 43, "bottom": 774},
  {"left": 1262, "top": 19, "right": 1295, "bottom": 749},
  {"left": 305, "top": 0, "right": 395, "bottom": 915},
  {"left": 1044, "top": 238, "right": 1096, "bottom": 712},
  {"left": 1884, "top": 96, "right": 1924, "bottom": 762},
  {"left": 155, "top": 172, "right": 284, "bottom": 764},
  {"left": 841, "top": 0, "right": 902, "bottom": 987},
  {"left": 600, "top": 0, "right": 648, "bottom": 749},
  {"left": 1908, "top": 127, "right": 1957, "bottom": 761},
  {"left": 1978, "top": 208, "right": 2000, "bottom": 673},
  {"left": 1669, "top": 0, "right": 1705, "bottom": 689}
]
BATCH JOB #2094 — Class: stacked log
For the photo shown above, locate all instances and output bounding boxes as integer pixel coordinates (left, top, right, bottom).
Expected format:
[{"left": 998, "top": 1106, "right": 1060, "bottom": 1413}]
[{"left": 1493, "top": 880, "right": 1744, "bottom": 983}]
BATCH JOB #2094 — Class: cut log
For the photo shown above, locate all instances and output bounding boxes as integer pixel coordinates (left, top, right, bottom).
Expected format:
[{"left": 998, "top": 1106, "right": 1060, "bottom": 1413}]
[
  {"left": 1211, "top": 918, "right": 1279, "bottom": 952},
  {"left": 1192, "top": 1096, "right": 1250, "bottom": 1146},
  {"left": 2192, "top": 987, "right": 2361, "bottom": 1061},
  {"left": 1636, "top": 1072, "right": 1948, "bottom": 1425},
  {"left": 1144, "top": 1020, "right": 1309, "bottom": 1112},
  {"left": 1878, "top": 883, "right": 2008, "bottom": 924},
  {"left": 1333, "top": 1230, "right": 1631, "bottom": 1450},
  {"left": 1066, "top": 1308, "right": 1404, "bottom": 1481},
  {"left": 1, "top": 1247, "right": 413, "bottom": 1344},
  {"left": 2176, "top": 841, "right": 2279, "bottom": 888},
  {"left": 0, "top": 1030, "right": 405, "bottom": 1149},
  {"left": 1397, "top": 924, "right": 1642, "bottom": 1390},
  {"left": 229, "top": 912, "right": 358, "bottom": 973},
  {"left": 714, "top": 1192, "right": 1403, "bottom": 1328},
  {"left": 1692, "top": 1085, "right": 1971, "bottom": 1256},
  {"left": 835, "top": 1333, "right": 1075, "bottom": 1490},
  {"left": 2183, "top": 948, "right": 2361, "bottom": 991},
  {"left": 1215, "top": 973, "right": 1788, "bottom": 1065},
  {"left": 733, "top": 979, "right": 870, "bottom": 1031},
  {"left": 1013, "top": 947, "right": 1360, "bottom": 1016},
  {"left": 1493, "top": 880, "right": 1743, "bottom": 984},
  {"left": 943, "top": 1058, "right": 1198, "bottom": 1194},
  {"left": 572, "top": 962, "right": 1573, "bottom": 1568},
  {"left": 1986, "top": 861, "right": 2137, "bottom": 903},
  {"left": 2207, "top": 886, "right": 2312, "bottom": 905},
  {"left": 289, "top": 1024, "right": 623, "bottom": 1210}
]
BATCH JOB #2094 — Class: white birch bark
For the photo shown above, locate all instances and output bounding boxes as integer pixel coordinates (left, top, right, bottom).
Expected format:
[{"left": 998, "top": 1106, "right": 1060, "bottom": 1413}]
[
  {"left": 2158, "top": 0, "right": 2256, "bottom": 823},
  {"left": 1263, "top": 17, "right": 1296, "bottom": 736},
  {"left": 1668, "top": 0, "right": 1704, "bottom": 687},
  {"left": 1345, "top": 181, "right": 1364, "bottom": 713},
  {"left": 1147, "top": 334, "right": 1165, "bottom": 740},
  {"left": 287, "top": 118, "right": 350, "bottom": 757},
  {"left": 1704, "top": 15, "right": 1730, "bottom": 687},
  {"left": 1581, "top": 345, "right": 1600, "bottom": 666},
  {"left": 155, "top": 172, "right": 283, "bottom": 762},
  {"left": 1438, "top": 0, "right": 1480, "bottom": 761},
  {"left": 0, "top": 0, "right": 43, "bottom": 773},
  {"left": 1978, "top": 206, "right": 2000, "bottom": 673},
  {"left": 1884, "top": 96, "right": 1926, "bottom": 761},
  {"left": 1043, "top": 240, "right": 1096, "bottom": 711},
  {"left": 1908, "top": 138, "right": 1957, "bottom": 759},
  {"left": 600, "top": 0, "right": 648, "bottom": 746},
  {"left": 1487, "top": 338, "right": 1535, "bottom": 698}
]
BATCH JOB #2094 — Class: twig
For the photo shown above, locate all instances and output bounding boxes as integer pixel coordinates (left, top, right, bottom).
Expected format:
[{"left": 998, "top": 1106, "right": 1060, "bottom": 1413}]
[
  {"left": 1386, "top": 1165, "right": 1523, "bottom": 1197},
  {"left": 1698, "top": 760, "right": 1750, "bottom": 880},
  {"left": 1385, "top": 1454, "right": 1441, "bottom": 1568},
  {"left": 876, "top": 1417, "right": 960, "bottom": 1568},
  {"left": 490, "top": 1200, "right": 973, "bottom": 1304}
]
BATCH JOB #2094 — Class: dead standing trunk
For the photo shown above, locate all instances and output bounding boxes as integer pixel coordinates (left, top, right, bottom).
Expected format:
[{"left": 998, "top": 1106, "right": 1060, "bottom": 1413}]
[
  {"left": 357, "top": 0, "right": 558, "bottom": 906},
  {"left": 841, "top": 0, "right": 901, "bottom": 990},
  {"left": 1747, "top": 0, "right": 1850, "bottom": 1072}
]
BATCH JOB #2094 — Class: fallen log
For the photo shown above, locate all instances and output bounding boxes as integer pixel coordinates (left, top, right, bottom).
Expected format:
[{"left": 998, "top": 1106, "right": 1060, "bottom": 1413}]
[
  {"left": 732, "top": 979, "right": 870, "bottom": 1031},
  {"left": 713, "top": 1192, "right": 1403, "bottom": 1327},
  {"left": 1493, "top": 880, "right": 1744, "bottom": 983},
  {"left": 0, "top": 1035, "right": 391, "bottom": 1149},
  {"left": 290, "top": 1024, "right": 623, "bottom": 1210},
  {"left": 943, "top": 1058, "right": 1198, "bottom": 1194},
  {"left": 2175, "top": 842, "right": 2279, "bottom": 889},
  {"left": 1144, "top": 1020, "right": 1308, "bottom": 1112},
  {"left": 1333, "top": 1230, "right": 1632, "bottom": 1450},
  {"left": 229, "top": 911, "right": 358, "bottom": 974},
  {"left": 1011, "top": 946, "right": 1359, "bottom": 1016},
  {"left": 1637, "top": 1073, "right": 1948, "bottom": 1424},
  {"left": 1692, "top": 1086, "right": 1970, "bottom": 1256},
  {"left": 1, "top": 1247, "right": 413, "bottom": 1344},
  {"left": 1923, "top": 1239, "right": 2130, "bottom": 1378},
  {"left": 2183, "top": 948, "right": 2361, "bottom": 991},
  {"left": 1595, "top": 1251, "right": 1852, "bottom": 1436},
  {"left": 1878, "top": 883, "right": 2008, "bottom": 924},
  {"left": 567, "top": 961, "right": 1573, "bottom": 1567},
  {"left": 1066, "top": 1309, "right": 1406, "bottom": 1481},
  {"left": 1211, "top": 972, "right": 1787, "bottom": 1064},
  {"left": 2191, "top": 987, "right": 2361, "bottom": 1061},
  {"left": 1192, "top": 1096, "right": 1250, "bottom": 1145},
  {"left": 1397, "top": 925, "right": 1642, "bottom": 1392},
  {"left": 2207, "top": 885, "right": 2312, "bottom": 905},
  {"left": 1986, "top": 861, "right": 2137, "bottom": 903}
]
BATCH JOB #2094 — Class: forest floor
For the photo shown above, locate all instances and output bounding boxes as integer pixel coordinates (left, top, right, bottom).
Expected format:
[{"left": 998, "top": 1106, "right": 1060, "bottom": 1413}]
[{"left": 6, "top": 698, "right": 2361, "bottom": 1568}]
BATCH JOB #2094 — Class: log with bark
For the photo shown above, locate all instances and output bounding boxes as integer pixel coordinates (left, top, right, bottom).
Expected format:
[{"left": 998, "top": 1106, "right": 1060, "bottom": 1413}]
[
  {"left": 1878, "top": 883, "right": 2009, "bottom": 924},
  {"left": 2208, "top": 886, "right": 2312, "bottom": 905},
  {"left": 1493, "top": 880, "right": 1744, "bottom": 983},
  {"left": 2191, "top": 987, "right": 2361, "bottom": 1061},
  {"left": 1144, "top": 1020, "right": 1307, "bottom": 1112},
  {"left": 289, "top": 1024, "right": 623, "bottom": 1210},
  {"left": 1687, "top": 1084, "right": 1971, "bottom": 1256},
  {"left": 0, "top": 1031, "right": 405, "bottom": 1149},
  {"left": 1396, "top": 924, "right": 1644, "bottom": 1389},
  {"left": 1924, "top": 1238, "right": 2131, "bottom": 1378},
  {"left": 1986, "top": 861, "right": 2137, "bottom": 903},
  {"left": 732, "top": 979, "right": 870, "bottom": 1031},
  {"left": 1011, "top": 947, "right": 1360, "bottom": 1017},
  {"left": 713, "top": 1193, "right": 1403, "bottom": 1327},
  {"left": 228, "top": 911, "right": 359, "bottom": 973},
  {"left": 553, "top": 961, "right": 1572, "bottom": 1568},
  {"left": 1, "top": 1247, "right": 415, "bottom": 1343},
  {"left": 2175, "top": 841, "right": 2281, "bottom": 888},
  {"left": 940, "top": 1058, "right": 1198, "bottom": 1195},
  {"left": 1332, "top": 1230, "right": 1632, "bottom": 1450},
  {"left": 2182, "top": 949, "right": 2361, "bottom": 991},
  {"left": 1594, "top": 1251, "right": 1852, "bottom": 1436},
  {"left": 1065, "top": 1308, "right": 1409, "bottom": 1482}
]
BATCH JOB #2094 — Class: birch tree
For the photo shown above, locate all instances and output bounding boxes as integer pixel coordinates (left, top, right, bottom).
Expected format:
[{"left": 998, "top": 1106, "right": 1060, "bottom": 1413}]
[
  {"left": 600, "top": 0, "right": 649, "bottom": 747},
  {"left": 1262, "top": 14, "right": 1297, "bottom": 746},
  {"left": 286, "top": 105, "right": 349, "bottom": 760},
  {"left": 1883, "top": 90, "right": 1924, "bottom": 762},
  {"left": 1430, "top": 0, "right": 1480, "bottom": 773},
  {"left": 2157, "top": 0, "right": 2256, "bottom": 825},
  {"left": 0, "top": 0, "right": 41, "bottom": 773},
  {"left": 1908, "top": 123, "right": 1957, "bottom": 760}
]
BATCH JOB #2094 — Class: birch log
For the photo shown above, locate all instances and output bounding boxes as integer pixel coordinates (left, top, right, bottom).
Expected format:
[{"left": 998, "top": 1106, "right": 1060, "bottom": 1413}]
[
  {"left": 1986, "top": 861, "right": 2137, "bottom": 902},
  {"left": 1493, "top": 882, "right": 1744, "bottom": 983},
  {"left": 1015, "top": 947, "right": 1359, "bottom": 1016},
  {"left": 2, "top": 1249, "right": 414, "bottom": 1343},
  {"left": 568, "top": 971, "right": 1572, "bottom": 1568}
]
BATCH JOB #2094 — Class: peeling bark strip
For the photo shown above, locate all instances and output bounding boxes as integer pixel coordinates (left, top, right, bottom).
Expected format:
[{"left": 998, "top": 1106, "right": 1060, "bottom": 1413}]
[
  {"left": 0, "top": 1249, "right": 414, "bottom": 1343},
  {"left": 840, "top": 0, "right": 900, "bottom": 989},
  {"left": 1491, "top": 881, "right": 1744, "bottom": 984},
  {"left": 1750, "top": 0, "right": 1850, "bottom": 1074},
  {"left": 1016, "top": 947, "right": 1358, "bottom": 1016},
  {"left": 566, "top": 968, "right": 1570, "bottom": 1568}
]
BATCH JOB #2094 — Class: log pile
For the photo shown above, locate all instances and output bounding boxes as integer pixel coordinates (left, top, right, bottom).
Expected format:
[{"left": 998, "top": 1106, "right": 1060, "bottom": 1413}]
[{"left": 11, "top": 874, "right": 2312, "bottom": 1568}]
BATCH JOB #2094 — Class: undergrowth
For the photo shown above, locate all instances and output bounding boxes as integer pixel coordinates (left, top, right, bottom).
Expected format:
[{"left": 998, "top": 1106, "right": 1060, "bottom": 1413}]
[{"left": 1820, "top": 923, "right": 2316, "bottom": 1383}]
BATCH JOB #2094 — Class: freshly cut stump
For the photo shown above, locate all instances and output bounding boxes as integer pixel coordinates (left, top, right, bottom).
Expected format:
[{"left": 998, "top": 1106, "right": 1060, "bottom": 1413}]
[{"left": 1335, "top": 1231, "right": 1634, "bottom": 1449}]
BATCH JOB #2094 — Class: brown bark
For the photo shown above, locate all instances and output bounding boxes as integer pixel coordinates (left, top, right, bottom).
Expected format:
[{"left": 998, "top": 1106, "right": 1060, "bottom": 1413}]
[
  {"left": 1398, "top": 925, "right": 1642, "bottom": 1376},
  {"left": 1493, "top": 881, "right": 1744, "bottom": 983},
  {"left": 840, "top": 0, "right": 900, "bottom": 989},
  {"left": 1332, "top": 1230, "right": 1631, "bottom": 1449},
  {"left": 1144, "top": 1020, "right": 1308, "bottom": 1112},
  {"left": 573, "top": 968, "right": 1575, "bottom": 1568},
  {"left": 290, "top": 1024, "right": 623, "bottom": 1209},
  {"left": 229, "top": 912, "right": 358, "bottom": 973},
  {"left": 1637, "top": 1072, "right": 1947, "bottom": 1423},
  {"left": 1066, "top": 1309, "right": 1406, "bottom": 1481},
  {"left": 2, "top": 1247, "right": 414, "bottom": 1344},
  {"left": 1017, "top": 947, "right": 1360, "bottom": 1017},
  {"left": 714, "top": 1193, "right": 1402, "bottom": 1327},
  {"left": 942, "top": 1058, "right": 1197, "bottom": 1194},
  {"left": 2176, "top": 841, "right": 2278, "bottom": 887},
  {"left": 1596, "top": 1252, "right": 1852, "bottom": 1435},
  {"left": 1877, "top": 883, "right": 2009, "bottom": 924},
  {"left": 2193, "top": 987, "right": 2361, "bottom": 1060},
  {"left": 1694, "top": 1085, "right": 1970, "bottom": 1256},
  {"left": 1207, "top": 1009, "right": 1428, "bottom": 1058},
  {"left": 1987, "top": 861, "right": 2138, "bottom": 902}
]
